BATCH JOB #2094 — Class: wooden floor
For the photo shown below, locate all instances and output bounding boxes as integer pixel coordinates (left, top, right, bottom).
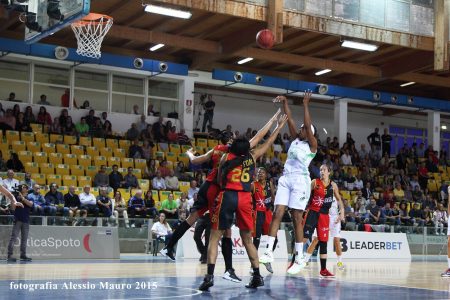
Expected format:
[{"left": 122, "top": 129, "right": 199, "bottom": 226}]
[{"left": 1, "top": 256, "right": 450, "bottom": 299}]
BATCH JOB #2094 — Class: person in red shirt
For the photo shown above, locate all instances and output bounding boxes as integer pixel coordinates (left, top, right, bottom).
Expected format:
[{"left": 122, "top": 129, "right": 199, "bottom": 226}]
[
  {"left": 60, "top": 89, "right": 78, "bottom": 108},
  {"left": 36, "top": 106, "right": 52, "bottom": 126}
]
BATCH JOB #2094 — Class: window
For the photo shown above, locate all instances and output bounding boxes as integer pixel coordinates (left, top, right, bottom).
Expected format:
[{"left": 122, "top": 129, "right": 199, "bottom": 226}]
[
  {"left": 112, "top": 75, "right": 144, "bottom": 114},
  {"left": 33, "top": 65, "right": 69, "bottom": 106},
  {"left": 148, "top": 79, "right": 179, "bottom": 117},
  {"left": 0, "top": 61, "right": 29, "bottom": 102},
  {"left": 75, "top": 70, "right": 108, "bottom": 111}
]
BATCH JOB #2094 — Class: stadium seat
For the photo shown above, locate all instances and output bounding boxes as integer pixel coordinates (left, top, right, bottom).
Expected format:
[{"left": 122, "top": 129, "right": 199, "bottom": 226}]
[
  {"left": 154, "top": 151, "right": 165, "bottom": 160},
  {"left": 64, "top": 135, "right": 77, "bottom": 145},
  {"left": 133, "top": 168, "right": 142, "bottom": 179},
  {"left": 118, "top": 167, "right": 127, "bottom": 176},
  {"left": 34, "top": 152, "right": 48, "bottom": 164},
  {"left": 5, "top": 130, "right": 20, "bottom": 142},
  {"left": 15, "top": 172, "right": 25, "bottom": 182},
  {"left": 11, "top": 141, "right": 26, "bottom": 152},
  {"left": 78, "top": 155, "right": 92, "bottom": 167},
  {"left": 173, "top": 191, "right": 183, "bottom": 199},
  {"left": 56, "top": 144, "right": 70, "bottom": 155},
  {"left": 0, "top": 141, "right": 8, "bottom": 154},
  {"left": 46, "top": 174, "right": 62, "bottom": 186},
  {"left": 107, "top": 156, "right": 121, "bottom": 167},
  {"left": 166, "top": 152, "right": 177, "bottom": 163},
  {"left": 138, "top": 179, "right": 150, "bottom": 191},
  {"left": 85, "top": 166, "right": 98, "bottom": 177},
  {"left": 21, "top": 132, "right": 35, "bottom": 143},
  {"left": 93, "top": 156, "right": 107, "bottom": 167},
  {"left": 56, "top": 164, "right": 70, "bottom": 176},
  {"left": 71, "top": 145, "right": 85, "bottom": 156},
  {"left": 159, "top": 191, "right": 171, "bottom": 202},
  {"left": 49, "top": 153, "right": 63, "bottom": 165},
  {"left": 49, "top": 134, "right": 63, "bottom": 144},
  {"left": 79, "top": 137, "right": 92, "bottom": 147},
  {"left": 34, "top": 132, "right": 49, "bottom": 144},
  {"left": 25, "top": 162, "right": 39, "bottom": 174},
  {"left": 70, "top": 165, "right": 85, "bottom": 176},
  {"left": 113, "top": 148, "right": 126, "bottom": 158},
  {"left": 31, "top": 173, "right": 46, "bottom": 186},
  {"left": 196, "top": 138, "right": 207, "bottom": 148},
  {"left": 207, "top": 139, "right": 218, "bottom": 147},
  {"left": 27, "top": 141, "right": 41, "bottom": 153},
  {"left": 100, "top": 147, "right": 113, "bottom": 158},
  {"left": 91, "top": 187, "right": 99, "bottom": 197},
  {"left": 117, "top": 188, "right": 131, "bottom": 204},
  {"left": 169, "top": 144, "right": 181, "bottom": 155},
  {"left": 86, "top": 146, "right": 99, "bottom": 157},
  {"left": 151, "top": 190, "right": 159, "bottom": 202},
  {"left": 58, "top": 186, "right": 68, "bottom": 195},
  {"left": 106, "top": 138, "right": 118, "bottom": 149},
  {"left": 195, "top": 146, "right": 204, "bottom": 155},
  {"left": 40, "top": 163, "right": 55, "bottom": 175},
  {"left": 64, "top": 154, "right": 78, "bottom": 165},
  {"left": 121, "top": 158, "right": 134, "bottom": 169},
  {"left": 42, "top": 143, "right": 56, "bottom": 154},
  {"left": 158, "top": 143, "right": 169, "bottom": 152},
  {"left": 78, "top": 176, "right": 92, "bottom": 187},
  {"left": 18, "top": 150, "right": 33, "bottom": 163},
  {"left": 93, "top": 138, "right": 105, "bottom": 148},
  {"left": 30, "top": 123, "right": 43, "bottom": 133},
  {"left": 179, "top": 181, "right": 190, "bottom": 194},
  {"left": 119, "top": 140, "right": 131, "bottom": 152},
  {"left": 177, "top": 153, "right": 189, "bottom": 166}
]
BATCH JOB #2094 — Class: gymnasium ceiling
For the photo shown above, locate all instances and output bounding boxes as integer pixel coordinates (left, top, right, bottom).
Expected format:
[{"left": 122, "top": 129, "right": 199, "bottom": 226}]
[{"left": 0, "top": 0, "right": 449, "bottom": 102}]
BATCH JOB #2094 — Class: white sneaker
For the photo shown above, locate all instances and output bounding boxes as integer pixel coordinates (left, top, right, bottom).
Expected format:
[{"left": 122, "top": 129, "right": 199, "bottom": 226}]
[
  {"left": 287, "top": 258, "right": 306, "bottom": 275},
  {"left": 249, "top": 267, "right": 254, "bottom": 275},
  {"left": 259, "top": 250, "right": 274, "bottom": 264}
]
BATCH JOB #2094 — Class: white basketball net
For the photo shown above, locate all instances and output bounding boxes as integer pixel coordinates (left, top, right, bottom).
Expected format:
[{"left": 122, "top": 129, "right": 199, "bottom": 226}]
[{"left": 71, "top": 14, "right": 113, "bottom": 59}]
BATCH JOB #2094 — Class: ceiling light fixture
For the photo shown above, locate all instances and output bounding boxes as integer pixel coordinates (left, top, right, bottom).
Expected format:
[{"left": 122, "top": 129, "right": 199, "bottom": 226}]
[
  {"left": 144, "top": 4, "right": 192, "bottom": 19},
  {"left": 315, "top": 69, "right": 332, "bottom": 76},
  {"left": 400, "top": 81, "right": 416, "bottom": 87},
  {"left": 442, "top": 125, "right": 447, "bottom": 130},
  {"left": 149, "top": 44, "right": 165, "bottom": 51},
  {"left": 237, "top": 57, "right": 253, "bottom": 65},
  {"left": 341, "top": 40, "right": 378, "bottom": 52}
]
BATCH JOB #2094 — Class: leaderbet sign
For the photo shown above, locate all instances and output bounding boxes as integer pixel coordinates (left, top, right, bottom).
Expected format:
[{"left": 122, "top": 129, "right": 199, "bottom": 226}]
[
  {"left": 0, "top": 225, "right": 120, "bottom": 260},
  {"left": 327, "top": 231, "right": 411, "bottom": 260}
]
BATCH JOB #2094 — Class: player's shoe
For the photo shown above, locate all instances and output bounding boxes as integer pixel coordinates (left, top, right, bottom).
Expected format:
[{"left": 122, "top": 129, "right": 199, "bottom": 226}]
[
  {"left": 263, "top": 262, "right": 274, "bottom": 274},
  {"left": 249, "top": 267, "right": 254, "bottom": 275},
  {"left": 245, "top": 275, "right": 264, "bottom": 288},
  {"left": 199, "top": 274, "right": 214, "bottom": 291},
  {"left": 337, "top": 262, "right": 345, "bottom": 271},
  {"left": 319, "top": 269, "right": 335, "bottom": 278},
  {"left": 223, "top": 268, "right": 241, "bottom": 282},
  {"left": 287, "top": 257, "right": 306, "bottom": 275},
  {"left": 159, "top": 247, "right": 175, "bottom": 261},
  {"left": 441, "top": 268, "right": 450, "bottom": 277},
  {"left": 259, "top": 249, "right": 274, "bottom": 264}
]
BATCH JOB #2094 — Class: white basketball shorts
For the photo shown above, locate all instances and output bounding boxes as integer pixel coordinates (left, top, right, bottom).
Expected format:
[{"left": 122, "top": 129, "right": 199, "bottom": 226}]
[
  {"left": 312, "top": 215, "right": 340, "bottom": 238},
  {"left": 274, "top": 173, "right": 311, "bottom": 210}
]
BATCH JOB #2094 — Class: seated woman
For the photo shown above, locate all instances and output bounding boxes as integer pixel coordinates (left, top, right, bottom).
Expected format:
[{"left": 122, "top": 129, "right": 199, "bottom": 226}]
[{"left": 151, "top": 213, "right": 173, "bottom": 247}]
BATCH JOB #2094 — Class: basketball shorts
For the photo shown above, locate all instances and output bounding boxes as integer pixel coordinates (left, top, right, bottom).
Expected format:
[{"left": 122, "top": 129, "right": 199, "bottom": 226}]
[
  {"left": 253, "top": 210, "right": 268, "bottom": 238},
  {"left": 274, "top": 173, "right": 311, "bottom": 210},
  {"left": 263, "top": 209, "right": 272, "bottom": 235},
  {"left": 211, "top": 190, "right": 253, "bottom": 231},
  {"left": 314, "top": 214, "right": 340, "bottom": 238},
  {"left": 303, "top": 210, "right": 330, "bottom": 242},
  {"left": 191, "top": 181, "right": 220, "bottom": 218},
  {"left": 448, "top": 218, "right": 450, "bottom": 236}
]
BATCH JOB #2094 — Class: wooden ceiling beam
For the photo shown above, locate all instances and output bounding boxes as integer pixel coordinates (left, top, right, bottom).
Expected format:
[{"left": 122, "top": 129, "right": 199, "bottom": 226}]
[
  {"left": 434, "top": 0, "right": 449, "bottom": 70},
  {"left": 268, "top": 0, "right": 283, "bottom": 44},
  {"left": 154, "top": 0, "right": 436, "bottom": 51},
  {"left": 381, "top": 52, "right": 433, "bottom": 77}
]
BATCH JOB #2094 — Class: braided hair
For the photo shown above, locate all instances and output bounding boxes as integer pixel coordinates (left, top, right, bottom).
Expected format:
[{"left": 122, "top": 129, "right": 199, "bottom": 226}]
[{"left": 220, "top": 137, "right": 250, "bottom": 187}]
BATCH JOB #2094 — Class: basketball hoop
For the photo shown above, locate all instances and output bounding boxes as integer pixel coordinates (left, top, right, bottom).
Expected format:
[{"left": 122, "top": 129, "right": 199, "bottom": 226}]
[{"left": 71, "top": 13, "right": 113, "bottom": 59}]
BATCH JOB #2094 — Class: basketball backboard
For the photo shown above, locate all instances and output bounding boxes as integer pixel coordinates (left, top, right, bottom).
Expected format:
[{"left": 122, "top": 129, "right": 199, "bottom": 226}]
[{"left": 23, "top": 0, "right": 90, "bottom": 44}]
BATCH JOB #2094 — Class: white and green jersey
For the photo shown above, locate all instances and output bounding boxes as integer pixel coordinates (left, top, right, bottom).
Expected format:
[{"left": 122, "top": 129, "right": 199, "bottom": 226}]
[
  {"left": 284, "top": 138, "right": 316, "bottom": 175},
  {"left": 329, "top": 196, "right": 339, "bottom": 217}
]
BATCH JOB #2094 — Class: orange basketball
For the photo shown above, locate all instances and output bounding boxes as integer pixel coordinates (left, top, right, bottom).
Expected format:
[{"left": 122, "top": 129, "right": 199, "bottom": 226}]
[{"left": 256, "top": 29, "right": 274, "bottom": 49}]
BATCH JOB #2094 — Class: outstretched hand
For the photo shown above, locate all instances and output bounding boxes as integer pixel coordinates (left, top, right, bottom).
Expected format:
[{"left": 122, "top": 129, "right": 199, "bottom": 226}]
[
  {"left": 270, "top": 108, "right": 281, "bottom": 122},
  {"left": 273, "top": 95, "right": 287, "bottom": 104},
  {"left": 276, "top": 114, "right": 288, "bottom": 129},
  {"left": 303, "top": 90, "right": 312, "bottom": 105}
]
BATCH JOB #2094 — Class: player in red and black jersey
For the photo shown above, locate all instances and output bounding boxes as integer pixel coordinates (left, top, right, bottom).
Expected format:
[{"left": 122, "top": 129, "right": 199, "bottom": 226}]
[
  {"left": 161, "top": 110, "right": 281, "bottom": 279},
  {"left": 299, "top": 163, "right": 344, "bottom": 277},
  {"left": 252, "top": 167, "right": 276, "bottom": 273},
  {"left": 199, "top": 114, "right": 288, "bottom": 292}
]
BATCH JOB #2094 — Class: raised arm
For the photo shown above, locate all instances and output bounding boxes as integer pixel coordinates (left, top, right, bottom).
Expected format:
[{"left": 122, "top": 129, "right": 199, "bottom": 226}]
[
  {"left": 186, "top": 148, "right": 214, "bottom": 165},
  {"left": 216, "top": 153, "right": 228, "bottom": 186},
  {"left": 0, "top": 185, "right": 22, "bottom": 208},
  {"left": 302, "top": 91, "right": 317, "bottom": 153},
  {"left": 332, "top": 182, "right": 345, "bottom": 222},
  {"left": 249, "top": 109, "right": 281, "bottom": 148},
  {"left": 251, "top": 114, "right": 288, "bottom": 160},
  {"left": 273, "top": 96, "right": 297, "bottom": 138}
]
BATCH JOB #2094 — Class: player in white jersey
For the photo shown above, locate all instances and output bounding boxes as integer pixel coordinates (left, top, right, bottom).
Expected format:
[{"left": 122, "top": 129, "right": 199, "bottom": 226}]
[
  {"left": 441, "top": 186, "right": 450, "bottom": 277},
  {"left": 259, "top": 91, "right": 318, "bottom": 275},
  {"left": 303, "top": 195, "right": 346, "bottom": 271}
]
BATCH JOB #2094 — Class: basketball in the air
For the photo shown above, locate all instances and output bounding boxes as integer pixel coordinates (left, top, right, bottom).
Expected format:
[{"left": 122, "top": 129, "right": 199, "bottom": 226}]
[{"left": 256, "top": 29, "right": 274, "bottom": 49}]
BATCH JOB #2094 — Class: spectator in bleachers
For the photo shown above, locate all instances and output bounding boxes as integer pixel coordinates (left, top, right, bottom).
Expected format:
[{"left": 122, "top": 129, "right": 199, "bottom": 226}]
[
  {"left": 369, "top": 144, "right": 381, "bottom": 167},
  {"left": 137, "top": 115, "right": 148, "bottom": 132},
  {"left": 65, "top": 116, "right": 75, "bottom": 136},
  {"left": 403, "top": 185, "right": 413, "bottom": 202},
  {"left": 433, "top": 203, "right": 447, "bottom": 235},
  {"left": 123, "top": 167, "right": 139, "bottom": 189},
  {"left": 93, "top": 165, "right": 109, "bottom": 187},
  {"left": 416, "top": 142, "right": 425, "bottom": 158},
  {"left": 398, "top": 202, "right": 413, "bottom": 226},
  {"left": 126, "top": 123, "right": 140, "bottom": 140},
  {"left": 85, "top": 109, "right": 97, "bottom": 131},
  {"left": 177, "top": 129, "right": 190, "bottom": 145},
  {"left": 36, "top": 106, "right": 52, "bottom": 126},
  {"left": 152, "top": 170, "right": 166, "bottom": 190},
  {"left": 79, "top": 185, "right": 99, "bottom": 218},
  {"left": 358, "top": 144, "right": 368, "bottom": 160},
  {"left": 144, "top": 190, "right": 158, "bottom": 218},
  {"left": 103, "top": 120, "right": 113, "bottom": 138},
  {"left": 61, "top": 89, "right": 78, "bottom": 108},
  {"left": 24, "top": 106, "right": 35, "bottom": 124},
  {"left": 423, "top": 206, "right": 434, "bottom": 227},
  {"left": 6, "top": 153, "right": 24, "bottom": 172},
  {"left": 164, "top": 121, "right": 173, "bottom": 141},
  {"left": 381, "top": 128, "right": 392, "bottom": 156},
  {"left": 341, "top": 149, "right": 352, "bottom": 166},
  {"left": 3, "top": 169, "right": 19, "bottom": 191},
  {"left": 12, "top": 104, "right": 20, "bottom": 118},
  {"left": 100, "top": 112, "right": 108, "bottom": 125},
  {"left": 353, "top": 174, "right": 364, "bottom": 190},
  {"left": 0, "top": 151, "right": 7, "bottom": 172},
  {"left": 58, "top": 109, "right": 69, "bottom": 129},
  {"left": 80, "top": 100, "right": 92, "bottom": 110},
  {"left": 141, "top": 140, "right": 153, "bottom": 161},
  {"left": 37, "top": 94, "right": 51, "bottom": 106},
  {"left": 129, "top": 139, "right": 144, "bottom": 159},
  {"left": 92, "top": 119, "right": 105, "bottom": 138},
  {"left": 0, "top": 109, "right": 16, "bottom": 130},
  {"left": 393, "top": 182, "right": 405, "bottom": 201},
  {"left": 64, "top": 186, "right": 80, "bottom": 221},
  {"left": 172, "top": 210, "right": 187, "bottom": 232},
  {"left": 147, "top": 104, "right": 158, "bottom": 116},
  {"left": 109, "top": 165, "right": 125, "bottom": 191},
  {"left": 128, "top": 190, "right": 146, "bottom": 223},
  {"left": 418, "top": 162, "right": 429, "bottom": 191},
  {"left": 409, "top": 203, "right": 425, "bottom": 227},
  {"left": 113, "top": 191, "right": 129, "bottom": 227},
  {"left": 20, "top": 173, "right": 35, "bottom": 189},
  {"left": 366, "top": 196, "right": 382, "bottom": 224},
  {"left": 396, "top": 148, "right": 407, "bottom": 171},
  {"left": 165, "top": 169, "right": 179, "bottom": 191},
  {"left": 151, "top": 212, "right": 173, "bottom": 247},
  {"left": 141, "top": 124, "right": 154, "bottom": 141},
  {"left": 45, "top": 183, "right": 69, "bottom": 219},
  {"left": 28, "top": 184, "right": 45, "bottom": 216},
  {"left": 423, "top": 194, "right": 436, "bottom": 210},
  {"left": 152, "top": 117, "right": 165, "bottom": 142},
  {"left": 354, "top": 197, "right": 368, "bottom": 224},
  {"left": 50, "top": 117, "right": 61, "bottom": 134},
  {"left": 367, "top": 127, "right": 381, "bottom": 153},
  {"left": 160, "top": 193, "right": 178, "bottom": 219},
  {"left": 131, "top": 104, "right": 140, "bottom": 115},
  {"left": 5, "top": 92, "right": 16, "bottom": 102},
  {"left": 362, "top": 182, "right": 373, "bottom": 200},
  {"left": 144, "top": 159, "right": 157, "bottom": 179},
  {"left": 174, "top": 161, "right": 188, "bottom": 181},
  {"left": 75, "top": 117, "right": 89, "bottom": 137},
  {"left": 15, "top": 113, "right": 31, "bottom": 132},
  {"left": 271, "top": 151, "right": 282, "bottom": 165},
  {"left": 96, "top": 187, "right": 113, "bottom": 220},
  {"left": 158, "top": 160, "right": 170, "bottom": 178},
  {"left": 382, "top": 203, "right": 400, "bottom": 226},
  {"left": 176, "top": 192, "right": 188, "bottom": 216},
  {"left": 201, "top": 94, "right": 215, "bottom": 132},
  {"left": 188, "top": 180, "right": 200, "bottom": 199},
  {"left": 167, "top": 126, "right": 178, "bottom": 143}
]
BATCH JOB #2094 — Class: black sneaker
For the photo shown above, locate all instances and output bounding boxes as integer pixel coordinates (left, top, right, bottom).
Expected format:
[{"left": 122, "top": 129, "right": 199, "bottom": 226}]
[
  {"left": 198, "top": 274, "right": 214, "bottom": 291},
  {"left": 20, "top": 256, "right": 32, "bottom": 262},
  {"left": 222, "top": 268, "right": 241, "bottom": 282},
  {"left": 6, "top": 257, "right": 16, "bottom": 263},
  {"left": 159, "top": 248, "right": 175, "bottom": 261},
  {"left": 263, "top": 262, "right": 274, "bottom": 274},
  {"left": 245, "top": 275, "right": 264, "bottom": 288}
]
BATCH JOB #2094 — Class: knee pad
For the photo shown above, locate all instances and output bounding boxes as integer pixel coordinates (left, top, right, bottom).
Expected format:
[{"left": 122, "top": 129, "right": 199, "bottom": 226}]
[{"left": 319, "top": 241, "right": 327, "bottom": 255}]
